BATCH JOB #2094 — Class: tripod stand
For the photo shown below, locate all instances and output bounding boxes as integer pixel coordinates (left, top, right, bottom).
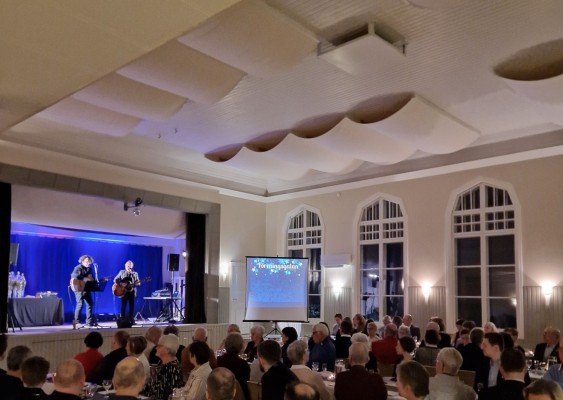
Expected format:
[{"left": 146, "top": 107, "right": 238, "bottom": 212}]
[{"left": 266, "top": 321, "right": 283, "bottom": 337}]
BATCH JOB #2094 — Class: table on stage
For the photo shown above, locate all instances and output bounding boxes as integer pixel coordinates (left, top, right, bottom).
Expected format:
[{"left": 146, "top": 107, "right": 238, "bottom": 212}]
[
  {"left": 10, "top": 297, "right": 64, "bottom": 327},
  {"left": 141, "top": 296, "right": 183, "bottom": 320}
]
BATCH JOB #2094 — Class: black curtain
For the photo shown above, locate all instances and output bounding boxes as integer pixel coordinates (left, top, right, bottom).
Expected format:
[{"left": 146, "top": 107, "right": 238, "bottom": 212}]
[
  {"left": 0, "top": 182, "right": 11, "bottom": 333},
  {"left": 185, "top": 212, "right": 206, "bottom": 323}
]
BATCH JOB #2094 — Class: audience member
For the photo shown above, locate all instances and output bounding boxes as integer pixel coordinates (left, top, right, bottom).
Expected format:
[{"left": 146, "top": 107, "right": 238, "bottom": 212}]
[
  {"left": 393, "top": 316, "right": 403, "bottom": 330},
  {"left": 88, "top": 330, "right": 129, "bottom": 384},
  {"left": 183, "top": 341, "right": 213, "bottom": 400},
  {"left": 0, "top": 333, "right": 8, "bottom": 376},
  {"left": 414, "top": 329, "right": 441, "bottom": 366},
  {"left": 244, "top": 326, "right": 265, "bottom": 363},
  {"left": 350, "top": 333, "right": 377, "bottom": 372},
  {"left": 483, "top": 322, "right": 498, "bottom": 334},
  {"left": 287, "top": 340, "right": 330, "bottom": 400},
  {"left": 334, "top": 342, "right": 387, "bottom": 400},
  {"left": 331, "top": 314, "right": 343, "bottom": 337},
  {"left": 462, "top": 320, "right": 477, "bottom": 332},
  {"left": 456, "top": 329, "right": 470, "bottom": 349},
  {"left": 49, "top": 359, "right": 85, "bottom": 400},
  {"left": 217, "top": 324, "right": 241, "bottom": 351},
  {"left": 396, "top": 336, "right": 416, "bottom": 363},
  {"left": 396, "top": 360, "right": 429, "bottom": 400},
  {"left": 206, "top": 367, "right": 236, "bottom": 400},
  {"left": 307, "top": 323, "right": 336, "bottom": 372},
  {"left": 142, "top": 334, "right": 185, "bottom": 400},
  {"left": 453, "top": 319, "right": 465, "bottom": 346},
  {"left": 127, "top": 336, "right": 150, "bottom": 379},
  {"left": 352, "top": 314, "right": 367, "bottom": 335},
  {"left": 164, "top": 324, "right": 186, "bottom": 361},
  {"left": 398, "top": 325, "right": 410, "bottom": 339},
  {"left": 217, "top": 333, "right": 250, "bottom": 400},
  {"left": 113, "top": 356, "right": 146, "bottom": 399},
  {"left": 458, "top": 327, "right": 488, "bottom": 390},
  {"left": 403, "top": 314, "right": 421, "bottom": 340},
  {"left": 334, "top": 319, "right": 353, "bottom": 359},
  {"left": 285, "top": 382, "right": 320, "bottom": 400},
  {"left": 480, "top": 332, "right": 504, "bottom": 389},
  {"left": 504, "top": 328, "right": 527, "bottom": 355},
  {"left": 534, "top": 327, "right": 561, "bottom": 364},
  {"left": 366, "top": 322, "right": 380, "bottom": 342},
  {"left": 18, "top": 356, "right": 50, "bottom": 400},
  {"left": 282, "top": 327, "right": 299, "bottom": 368},
  {"left": 378, "top": 315, "right": 392, "bottom": 338},
  {"left": 2, "top": 345, "right": 32, "bottom": 400},
  {"left": 479, "top": 348, "right": 527, "bottom": 400},
  {"left": 145, "top": 325, "right": 163, "bottom": 365},
  {"left": 372, "top": 323, "right": 401, "bottom": 365},
  {"left": 525, "top": 379, "right": 563, "bottom": 400},
  {"left": 258, "top": 340, "right": 298, "bottom": 400},
  {"left": 429, "top": 348, "right": 476, "bottom": 400},
  {"left": 181, "top": 327, "right": 218, "bottom": 380},
  {"left": 73, "top": 331, "right": 104, "bottom": 378},
  {"left": 429, "top": 317, "right": 451, "bottom": 348},
  {"left": 544, "top": 337, "right": 563, "bottom": 389}
]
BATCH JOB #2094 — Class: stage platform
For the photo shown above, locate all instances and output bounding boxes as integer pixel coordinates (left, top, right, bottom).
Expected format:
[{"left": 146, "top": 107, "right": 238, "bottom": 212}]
[{"left": 0, "top": 321, "right": 229, "bottom": 371}]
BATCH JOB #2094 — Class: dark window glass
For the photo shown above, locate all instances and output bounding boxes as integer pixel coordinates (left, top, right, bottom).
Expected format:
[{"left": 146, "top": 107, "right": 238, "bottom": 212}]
[
  {"left": 361, "top": 295, "right": 379, "bottom": 321},
  {"left": 457, "top": 298, "right": 482, "bottom": 326},
  {"left": 308, "top": 295, "right": 320, "bottom": 318},
  {"left": 488, "top": 267, "right": 515, "bottom": 297},
  {"left": 385, "top": 296, "right": 404, "bottom": 318},
  {"left": 386, "top": 268, "right": 404, "bottom": 296},
  {"left": 309, "top": 271, "right": 321, "bottom": 295},
  {"left": 457, "top": 268, "right": 481, "bottom": 296},
  {"left": 361, "top": 244, "right": 379, "bottom": 269},
  {"left": 489, "top": 298, "right": 516, "bottom": 329},
  {"left": 488, "top": 235, "right": 515, "bottom": 265},
  {"left": 385, "top": 243, "right": 403, "bottom": 269},
  {"left": 456, "top": 238, "right": 480, "bottom": 265}
]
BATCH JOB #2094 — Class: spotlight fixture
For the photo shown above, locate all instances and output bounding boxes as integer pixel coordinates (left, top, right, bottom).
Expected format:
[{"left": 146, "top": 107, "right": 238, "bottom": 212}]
[{"left": 124, "top": 197, "right": 143, "bottom": 216}]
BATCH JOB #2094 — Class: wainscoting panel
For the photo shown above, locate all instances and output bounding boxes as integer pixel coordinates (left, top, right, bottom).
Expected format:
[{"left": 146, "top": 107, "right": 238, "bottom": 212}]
[
  {"left": 521, "top": 286, "right": 563, "bottom": 348},
  {"left": 408, "top": 286, "right": 446, "bottom": 327},
  {"left": 324, "top": 287, "right": 351, "bottom": 323}
]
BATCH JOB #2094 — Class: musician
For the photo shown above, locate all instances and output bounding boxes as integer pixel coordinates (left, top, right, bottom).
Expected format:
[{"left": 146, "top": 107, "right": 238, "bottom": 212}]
[
  {"left": 71, "top": 255, "right": 95, "bottom": 328},
  {"left": 114, "top": 260, "right": 140, "bottom": 320}
]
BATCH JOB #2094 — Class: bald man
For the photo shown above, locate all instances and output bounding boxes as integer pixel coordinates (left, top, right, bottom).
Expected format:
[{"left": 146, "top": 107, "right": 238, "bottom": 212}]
[
  {"left": 206, "top": 367, "right": 236, "bottom": 400},
  {"left": 50, "top": 359, "right": 85, "bottom": 400},
  {"left": 113, "top": 356, "right": 146, "bottom": 398}
]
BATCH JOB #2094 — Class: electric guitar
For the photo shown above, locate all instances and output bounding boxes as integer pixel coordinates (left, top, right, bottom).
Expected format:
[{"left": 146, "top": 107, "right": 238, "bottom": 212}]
[
  {"left": 112, "top": 276, "right": 151, "bottom": 298},
  {"left": 70, "top": 276, "right": 111, "bottom": 293}
]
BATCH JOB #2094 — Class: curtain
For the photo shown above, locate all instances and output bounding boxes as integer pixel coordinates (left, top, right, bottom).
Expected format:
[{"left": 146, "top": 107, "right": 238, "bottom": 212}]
[{"left": 9, "top": 233, "right": 163, "bottom": 321}]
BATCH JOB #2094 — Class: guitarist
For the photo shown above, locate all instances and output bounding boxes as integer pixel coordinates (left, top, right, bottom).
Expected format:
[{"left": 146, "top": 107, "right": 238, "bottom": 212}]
[
  {"left": 113, "top": 260, "right": 140, "bottom": 320},
  {"left": 71, "top": 255, "right": 96, "bottom": 327}
]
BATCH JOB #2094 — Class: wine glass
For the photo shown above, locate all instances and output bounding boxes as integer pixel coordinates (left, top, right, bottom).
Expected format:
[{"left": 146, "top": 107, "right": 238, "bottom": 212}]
[
  {"left": 102, "top": 379, "right": 112, "bottom": 397},
  {"left": 84, "top": 383, "right": 98, "bottom": 399}
]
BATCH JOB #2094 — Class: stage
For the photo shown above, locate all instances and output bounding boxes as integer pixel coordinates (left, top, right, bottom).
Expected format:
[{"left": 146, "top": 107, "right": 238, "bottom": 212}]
[{"left": 0, "top": 321, "right": 229, "bottom": 371}]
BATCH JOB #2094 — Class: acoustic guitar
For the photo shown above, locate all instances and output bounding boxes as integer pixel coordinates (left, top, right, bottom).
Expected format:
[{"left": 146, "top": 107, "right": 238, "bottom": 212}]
[
  {"left": 69, "top": 276, "right": 111, "bottom": 293},
  {"left": 112, "top": 276, "right": 151, "bottom": 298}
]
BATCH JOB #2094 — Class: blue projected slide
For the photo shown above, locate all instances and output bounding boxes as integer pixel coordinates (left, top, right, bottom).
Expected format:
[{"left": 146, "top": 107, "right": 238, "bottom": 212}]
[{"left": 244, "top": 256, "right": 308, "bottom": 322}]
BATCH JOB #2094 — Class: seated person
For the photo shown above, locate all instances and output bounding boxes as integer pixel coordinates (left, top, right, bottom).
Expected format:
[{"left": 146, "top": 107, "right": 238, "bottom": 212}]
[
  {"left": 113, "top": 357, "right": 146, "bottom": 399},
  {"left": 282, "top": 327, "right": 299, "bottom": 368},
  {"left": 307, "top": 323, "right": 336, "bottom": 372},
  {"left": 49, "top": 359, "right": 85, "bottom": 400},
  {"left": 87, "top": 330, "right": 129, "bottom": 384},
  {"left": 351, "top": 333, "right": 378, "bottom": 372},
  {"left": 74, "top": 331, "right": 104, "bottom": 378},
  {"left": 18, "top": 356, "right": 50, "bottom": 400},
  {"left": 543, "top": 337, "right": 563, "bottom": 389},
  {"left": 334, "top": 319, "right": 353, "bottom": 359},
  {"left": 142, "top": 334, "right": 185, "bottom": 400},
  {"left": 285, "top": 382, "right": 321, "bottom": 400},
  {"left": 258, "top": 340, "right": 298, "bottom": 400},
  {"left": 371, "top": 323, "right": 401, "bottom": 365},
  {"left": 206, "top": 367, "right": 237, "bottom": 400},
  {"left": 217, "top": 333, "right": 250, "bottom": 400},
  {"left": 334, "top": 342, "right": 387, "bottom": 400},
  {"left": 396, "top": 361, "right": 430, "bottom": 400},
  {"left": 287, "top": 340, "right": 331, "bottom": 400},
  {"left": 524, "top": 379, "right": 563, "bottom": 400},
  {"left": 533, "top": 327, "right": 561, "bottom": 364},
  {"left": 2, "top": 345, "right": 32, "bottom": 400},
  {"left": 243, "top": 326, "right": 265, "bottom": 363},
  {"left": 183, "top": 341, "right": 213, "bottom": 400},
  {"left": 479, "top": 348, "right": 527, "bottom": 400},
  {"left": 414, "top": 329, "right": 441, "bottom": 366},
  {"left": 428, "top": 348, "right": 476, "bottom": 400}
]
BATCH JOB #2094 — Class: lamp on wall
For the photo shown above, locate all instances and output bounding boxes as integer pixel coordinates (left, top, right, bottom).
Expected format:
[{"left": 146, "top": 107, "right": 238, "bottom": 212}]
[
  {"left": 333, "top": 281, "right": 343, "bottom": 298},
  {"left": 220, "top": 262, "right": 229, "bottom": 281},
  {"left": 542, "top": 284, "right": 553, "bottom": 306},
  {"left": 421, "top": 283, "right": 431, "bottom": 304}
]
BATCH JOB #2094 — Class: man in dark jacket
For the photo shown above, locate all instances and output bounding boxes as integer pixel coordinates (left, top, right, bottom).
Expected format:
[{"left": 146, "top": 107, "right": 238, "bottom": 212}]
[
  {"left": 87, "top": 330, "right": 129, "bottom": 384},
  {"left": 258, "top": 340, "right": 298, "bottom": 400}
]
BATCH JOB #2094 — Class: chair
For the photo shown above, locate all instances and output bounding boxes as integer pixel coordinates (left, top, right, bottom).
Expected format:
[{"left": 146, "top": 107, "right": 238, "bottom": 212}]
[
  {"left": 457, "top": 369, "right": 476, "bottom": 387},
  {"left": 233, "top": 379, "right": 246, "bottom": 400},
  {"left": 378, "top": 363, "right": 395, "bottom": 377},
  {"left": 247, "top": 380, "right": 261, "bottom": 400},
  {"left": 424, "top": 365, "right": 437, "bottom": 377}
]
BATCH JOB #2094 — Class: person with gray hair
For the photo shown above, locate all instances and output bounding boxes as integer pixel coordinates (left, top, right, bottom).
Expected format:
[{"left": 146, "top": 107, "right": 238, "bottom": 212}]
[
  {"left": 244, "top": 325, "right": 265, "bottom": 363},
  {"left": 50, "top": 359, "right": 85, "bottom": 400},
  {"left": 372, "top": 323, "right": 401, "bottom": 365},
  {"left": 217, "top": 333, "right": 250, "bottom": 400},
  {"left": 287, "top": 340, "right": 330, "bottom": 400},
  {"left": 206, "top": 367, "right": 236, "bottom": 400},
  {"left": 429, "top": 347, "right": 476, "bottom": 400},
  {"left": 396, "top": 361, "right": 429, "bottom": 400},
  {"left": 142, "top": 334, "right": 185, "bottom": 400},
  {"left": 351, "top": 333, "right": 377, "bottom": 371},
  {"left": 307, "top": 323, "right": 336, "bottom": 371},
  {"left": 525, "top": 379, "right": 563, "bottom": 400},
  {"left": 113, "top": 356, "right": 146, "bottom": 398},
  {"left": 334, "top": 342, "right": 387, "bottom": 400},
  {"left": 2, "top": 344, "right": 32, "bottom": 400},
  {"left": 285, "top": 382, "right": 320, "bottom": 400}
]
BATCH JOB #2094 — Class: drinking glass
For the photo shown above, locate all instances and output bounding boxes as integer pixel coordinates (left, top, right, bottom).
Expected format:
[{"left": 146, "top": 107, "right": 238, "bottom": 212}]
[
  {"left": 102, "top": 379, "right": 112, "bottom": 397},
  {"left": 83, "top": 383, "right": 98, "bottom": 399},
  {"left": 312, "top": 362, "right": 319, "bottom": 372}
]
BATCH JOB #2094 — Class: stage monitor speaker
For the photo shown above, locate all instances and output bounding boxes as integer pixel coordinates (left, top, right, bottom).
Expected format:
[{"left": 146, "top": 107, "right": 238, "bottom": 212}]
[
  {"left": 167, "top": 254, "right": 180, "bottom": 271},
  {"left": 9, "top": 243, "right": 19, "bottom": 265},
  {"left": 116, "top": 316, "right": 134, "bottom": 328}
]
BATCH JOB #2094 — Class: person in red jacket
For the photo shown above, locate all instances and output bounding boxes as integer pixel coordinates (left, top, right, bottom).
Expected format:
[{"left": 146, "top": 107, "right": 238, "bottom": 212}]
[{"left": 372, "top": 323, "right": 401, "bottom": 365}]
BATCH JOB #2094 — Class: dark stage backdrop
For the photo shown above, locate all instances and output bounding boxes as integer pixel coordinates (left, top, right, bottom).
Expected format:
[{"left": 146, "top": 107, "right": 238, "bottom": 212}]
[{"left": 10, "top": 233, "right": 163, "bottom": 321}]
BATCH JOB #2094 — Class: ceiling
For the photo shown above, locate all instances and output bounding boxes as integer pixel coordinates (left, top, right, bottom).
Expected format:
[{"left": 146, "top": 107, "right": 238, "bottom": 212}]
[{"left": 2, "top": 0, "right": 563, "bottom": 198}]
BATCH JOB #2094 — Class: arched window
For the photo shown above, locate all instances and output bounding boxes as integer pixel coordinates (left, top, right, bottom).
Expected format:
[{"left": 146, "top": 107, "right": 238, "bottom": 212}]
[
  {"left": 359, "top": 198, "right": 405, "bottom": 320},
  {"left": 452, "top": 183, "right": 517, "bottom": 328},
  {"left": 286, "top": 207, "right": 323, "bottom": 319}
]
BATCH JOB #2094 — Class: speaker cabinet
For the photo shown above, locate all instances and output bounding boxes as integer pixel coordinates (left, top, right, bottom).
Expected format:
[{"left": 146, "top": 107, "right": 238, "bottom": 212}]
[
  {"left": 116, "top": 316, "right": 134, "bottom": 328},
  {"left": 167, "top": 253, "right": 180, "bottom": 271}
]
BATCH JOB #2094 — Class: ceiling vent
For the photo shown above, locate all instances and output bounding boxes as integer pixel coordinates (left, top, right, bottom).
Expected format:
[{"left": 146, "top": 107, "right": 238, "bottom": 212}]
[{"left": 319, "top": 22, "right": 406, "bottom": 75}]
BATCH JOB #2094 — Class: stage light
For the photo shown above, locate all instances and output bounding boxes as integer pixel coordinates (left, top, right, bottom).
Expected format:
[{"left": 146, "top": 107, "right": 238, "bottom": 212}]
[{"left": 124, "top": 197, "right": 144, "bottom": 216}]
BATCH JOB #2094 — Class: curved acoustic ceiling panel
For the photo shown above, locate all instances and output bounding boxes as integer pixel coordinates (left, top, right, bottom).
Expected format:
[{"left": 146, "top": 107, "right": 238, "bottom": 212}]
[
  {"left": 178, "top": 0, "right": 317, "bottom": 77},
  {"left": 494, "top": 39, "right": 563, "bottom": 105},
  {"left": 118, "top": 41, "right": 245, "bottom": 104},
  {"left": 206, "top": 94, "right": 480, "bottom": 180},
  {"left": 38, "top": 97, "right": 139, "bottom": 137},
  {"left": 72, "top": 73, "right": 186, "bottom": 121},
  {"left": 266, "top": 133, "right": 363, "bottom": 174}
]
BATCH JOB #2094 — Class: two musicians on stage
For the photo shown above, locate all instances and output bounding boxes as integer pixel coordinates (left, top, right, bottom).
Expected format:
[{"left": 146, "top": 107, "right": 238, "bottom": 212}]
[{"left": 71, "top": 256, "right": 142, "bottom": 328}]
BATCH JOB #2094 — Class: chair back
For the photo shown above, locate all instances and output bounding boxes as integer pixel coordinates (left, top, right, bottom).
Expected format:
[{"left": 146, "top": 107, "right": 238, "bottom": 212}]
[
  {"left": 424, "top": 365, "right": 437, "bottom": 377},
  {"left": 247, "top": 380, "right": 261, "bottom": 400},
  {"left": 457, "top": 369, "right": 476, "bottom": 387},
  {"left": 378, "top": 363, "right": 394, "bottom": 377},
  {"left": 233, "top": 379, "right": 246, "bottom": 400}
]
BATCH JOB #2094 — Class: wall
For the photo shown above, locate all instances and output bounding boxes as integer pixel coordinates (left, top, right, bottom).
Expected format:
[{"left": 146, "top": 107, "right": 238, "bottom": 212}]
[{"left": 264, "top": 154, "right": 563, "bottom": 346}]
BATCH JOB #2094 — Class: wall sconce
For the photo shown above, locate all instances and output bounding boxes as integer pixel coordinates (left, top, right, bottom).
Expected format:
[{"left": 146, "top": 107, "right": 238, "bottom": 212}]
[
  {"left": 220, "top": 262, "right": 229, "bottom": 281},
  {"left": 333, "top": 281, "right": 343, "bottom": 298},
  {"left": 542, "top": 284, "right": 553, "bottom": 306},
  {"left": 421, "top": 283, "right": 431, "bottom": 304}
]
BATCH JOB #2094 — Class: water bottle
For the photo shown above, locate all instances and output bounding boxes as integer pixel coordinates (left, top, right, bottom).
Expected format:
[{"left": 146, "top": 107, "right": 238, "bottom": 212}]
[
  {"left": 15, "top": 271, "right": 22, "bottom": 297},
  {"left": 20, "top": 273, "right": 26, "bottom": 297},
  {"left": 7, "top": 271, "right": 14, "bottom": 298}
]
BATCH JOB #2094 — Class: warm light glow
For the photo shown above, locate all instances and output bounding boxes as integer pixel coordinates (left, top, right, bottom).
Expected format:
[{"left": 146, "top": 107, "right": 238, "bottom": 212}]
[
  {"left": 542, "top": 283, "right": 554, "bottom": 306},
  {"left": 421, "top": 282, "right": 431, "bottom": 303},
  {"left": 220, "top": 262, "right": 229, "bottom": 280},
  {"left": 333, "top": 281, "right": 343, "bottom": 297}
]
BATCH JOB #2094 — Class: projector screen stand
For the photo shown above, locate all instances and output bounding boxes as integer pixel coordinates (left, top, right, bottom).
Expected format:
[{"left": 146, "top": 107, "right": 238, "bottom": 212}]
[{"left": 266, "top": 321, "right": 283, "bottom": 337}]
